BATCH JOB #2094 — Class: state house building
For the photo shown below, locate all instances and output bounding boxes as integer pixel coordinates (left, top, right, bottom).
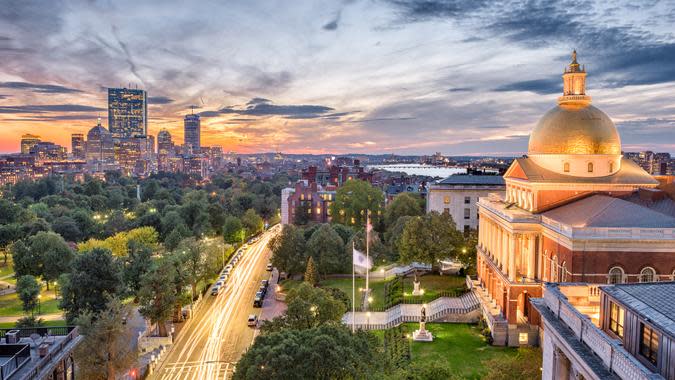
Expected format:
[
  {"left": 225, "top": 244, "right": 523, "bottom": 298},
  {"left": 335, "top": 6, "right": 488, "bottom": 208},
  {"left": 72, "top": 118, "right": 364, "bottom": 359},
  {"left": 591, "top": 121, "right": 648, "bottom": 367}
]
[{"left": 473, "top": 51, "right": 675, "bottom": 347}]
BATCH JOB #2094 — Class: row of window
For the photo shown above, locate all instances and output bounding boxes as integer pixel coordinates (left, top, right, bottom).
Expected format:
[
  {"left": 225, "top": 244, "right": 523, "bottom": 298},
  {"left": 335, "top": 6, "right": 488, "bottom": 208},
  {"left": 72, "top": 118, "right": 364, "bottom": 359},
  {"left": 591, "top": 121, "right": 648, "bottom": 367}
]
[
  {"left": 562, "top": 161, "right": 614, "bottom": 173},
  {"left": 443, "top": 196, "right": 472, "bottom": 204},
  {"left": 608, "top": 266, "right": 669, "bottom": 284},
  {"left": 442, "top": 207, "right": 477, "bottom": 220},
  {"left": 609, "top": 302, "right": 659, "bottom": 366}
]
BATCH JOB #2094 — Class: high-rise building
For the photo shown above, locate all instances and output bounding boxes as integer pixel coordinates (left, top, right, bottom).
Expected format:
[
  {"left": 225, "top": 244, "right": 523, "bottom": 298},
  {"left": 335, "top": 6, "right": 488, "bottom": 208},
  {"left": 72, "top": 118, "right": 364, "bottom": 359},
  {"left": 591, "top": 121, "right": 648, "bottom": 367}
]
[
  {"left": 29, "top": 142, "right": 67, "bottom": 162},
  {"left": 108, "top": 87, "right": 147, "bottom": 139},
  {"left": 184, "top": 113, "right": 201, "bottom": 154},
  {"left": 157, "top": 129, "right": 174, "bottom": 172},
  {"left": 71, "top": 133, "right": 85, "bottom": 160},
  {"left": 86, "top": 118, "right": 115, "bottom": 170},
  {"left": 20, "top": 134, "right": 41, "bottom": 154}
]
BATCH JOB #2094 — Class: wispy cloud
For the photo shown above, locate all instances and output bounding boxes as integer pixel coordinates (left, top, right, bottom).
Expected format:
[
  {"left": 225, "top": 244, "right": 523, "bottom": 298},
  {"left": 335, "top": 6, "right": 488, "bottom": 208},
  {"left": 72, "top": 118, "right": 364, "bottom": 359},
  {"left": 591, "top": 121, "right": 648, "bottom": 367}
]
[{"left": 0, "top": 82, "right": 82, "bottom": 94}]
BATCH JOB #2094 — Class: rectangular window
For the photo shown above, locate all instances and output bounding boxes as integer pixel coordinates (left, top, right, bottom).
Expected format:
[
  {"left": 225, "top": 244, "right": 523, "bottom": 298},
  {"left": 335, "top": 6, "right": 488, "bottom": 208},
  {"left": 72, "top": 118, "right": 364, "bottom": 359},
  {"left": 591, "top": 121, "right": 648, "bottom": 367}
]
[
  {"left": 609, "top": 302, "right": 624, "bottom": 338},
  {"left": 464, "top": 208, "right": 470, "bottom": 219},
  {"left": 640, "top": 323, "right": 659, "bottom": 365},
  {"left": 443, "top": 196, "right": 450, "bottom": 204},
  {"left": 464, "top": 196, "right": 471, "bottom": 204}
]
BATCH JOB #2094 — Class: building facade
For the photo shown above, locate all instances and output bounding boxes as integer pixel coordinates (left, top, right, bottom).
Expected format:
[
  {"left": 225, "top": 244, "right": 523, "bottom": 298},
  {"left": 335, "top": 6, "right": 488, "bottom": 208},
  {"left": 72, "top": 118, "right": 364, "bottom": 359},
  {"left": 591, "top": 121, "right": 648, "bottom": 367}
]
[
  {"left": 281, "top": 180, "right": 336, "bottom": 225},
  {"left": 71, "top": 133, "right": 85, "bottom": 160},
  {"left": 184, "top": 113, "right": 201, "bottom": 154},
  {"left": 20, "top": 134, "right": 41, "bottom": 154},
  {"left": 427, "top": 175, "right": 505, "bottom": 232},
  {"left": 108, "top": 87, "right": 147, "bottom": 139},
  {"left": 85, "top": 118, "right": 115, "bottom": 171},
  {"left": 533, "top": 282, "right": 675, "bottom": 380},
  {"left": 473, "top": 51, "right": 675, "bottom": 347}
]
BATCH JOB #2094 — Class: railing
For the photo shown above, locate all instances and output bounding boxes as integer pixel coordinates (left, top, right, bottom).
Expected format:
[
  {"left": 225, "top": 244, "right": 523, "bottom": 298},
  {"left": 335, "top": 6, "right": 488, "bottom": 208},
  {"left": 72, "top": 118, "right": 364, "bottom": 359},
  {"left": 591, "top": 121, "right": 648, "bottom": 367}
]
[
  {"left": 543, "top": 285, "right": 660, "bottom": 380},
  {"left": 0, "top": 344, "right": 30, "bottom": 380},
  {"left": 0, "top": 326, "right": 74, "bottom": 339},
  {"left": 24, "top": 326, "right": 80, "bottom": 380}
]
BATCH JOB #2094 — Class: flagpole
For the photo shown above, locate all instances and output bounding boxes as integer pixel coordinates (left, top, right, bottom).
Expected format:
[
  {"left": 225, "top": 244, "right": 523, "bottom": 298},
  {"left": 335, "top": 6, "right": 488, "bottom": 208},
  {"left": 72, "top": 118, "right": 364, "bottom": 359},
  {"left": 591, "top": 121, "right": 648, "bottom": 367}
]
[{"left": 352, "top": 241, "right": 355, "bottom": 333}]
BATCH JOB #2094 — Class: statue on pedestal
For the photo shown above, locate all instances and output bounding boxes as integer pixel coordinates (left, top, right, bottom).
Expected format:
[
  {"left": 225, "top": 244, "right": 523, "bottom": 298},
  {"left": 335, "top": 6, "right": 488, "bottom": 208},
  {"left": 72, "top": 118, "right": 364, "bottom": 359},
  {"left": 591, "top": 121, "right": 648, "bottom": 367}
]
[{"left": 412, "top": 304, "right": 433, "bottom": 342}]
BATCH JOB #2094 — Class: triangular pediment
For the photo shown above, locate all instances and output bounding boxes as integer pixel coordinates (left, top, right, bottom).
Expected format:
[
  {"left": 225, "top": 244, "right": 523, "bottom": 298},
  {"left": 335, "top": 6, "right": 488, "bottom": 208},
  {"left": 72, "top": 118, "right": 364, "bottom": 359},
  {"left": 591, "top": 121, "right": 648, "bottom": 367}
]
[{"left": 504, "top": 160, "right": 528, "bottom": 180}]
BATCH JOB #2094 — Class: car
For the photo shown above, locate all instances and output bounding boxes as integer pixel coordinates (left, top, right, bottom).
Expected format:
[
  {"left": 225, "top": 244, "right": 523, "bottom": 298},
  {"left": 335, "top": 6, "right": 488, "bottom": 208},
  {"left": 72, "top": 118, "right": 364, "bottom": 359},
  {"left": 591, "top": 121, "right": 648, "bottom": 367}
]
[
  {"left": 261, "top": 279, "right": 269, "bottom": 288},
  {"left": 219, "top": 274, "right": 228, "bottom": 282},
  {"left": 232, "top": 257, "right": 239, "bottom": 264},
  {"left": 211, "top": 285, "right": 221, "bottom": 296},
  {"left": 266, "top": 263, "right": 273, "bottom": 272},
  {"left": 253, "top": 295, "right": 263, "bottom": 307},
  {"left": 222, "top": 269, "right": 230, "bottom": 276},
  {"left": 247, "top": 314, "right": 258, "bottom": 327},
  {"left": 225, "top": 264, "right": 233, "bottom": 271},
  {"left": 215, "top": 280, "right": 224, "bottom": 288},
  {"left": 258, "top": 285, "right": 267, "bottom": 296}
]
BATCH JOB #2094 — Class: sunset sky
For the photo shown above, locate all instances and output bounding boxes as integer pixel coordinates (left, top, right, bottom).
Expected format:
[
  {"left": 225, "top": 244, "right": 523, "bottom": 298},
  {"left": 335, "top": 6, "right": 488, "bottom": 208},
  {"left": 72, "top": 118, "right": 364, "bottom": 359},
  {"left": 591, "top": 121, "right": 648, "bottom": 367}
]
[{"left": 1, "top": 0, "right": 674, "bottom": 155}]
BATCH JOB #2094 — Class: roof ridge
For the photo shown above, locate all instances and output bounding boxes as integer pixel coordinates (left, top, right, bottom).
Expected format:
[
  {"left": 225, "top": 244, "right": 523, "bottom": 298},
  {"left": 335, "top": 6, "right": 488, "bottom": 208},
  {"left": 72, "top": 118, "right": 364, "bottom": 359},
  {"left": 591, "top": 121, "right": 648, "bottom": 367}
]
[{"left": 583, "top": 195, "right": 618, "bottom": 227}]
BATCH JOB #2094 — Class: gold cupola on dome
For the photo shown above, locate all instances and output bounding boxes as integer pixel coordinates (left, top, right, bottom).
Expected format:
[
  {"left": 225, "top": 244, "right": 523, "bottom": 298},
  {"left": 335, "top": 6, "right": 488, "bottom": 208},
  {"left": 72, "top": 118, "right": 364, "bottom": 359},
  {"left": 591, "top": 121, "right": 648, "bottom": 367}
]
[{"left": 527, "top": 51, "right": 622, "bottom": 177}]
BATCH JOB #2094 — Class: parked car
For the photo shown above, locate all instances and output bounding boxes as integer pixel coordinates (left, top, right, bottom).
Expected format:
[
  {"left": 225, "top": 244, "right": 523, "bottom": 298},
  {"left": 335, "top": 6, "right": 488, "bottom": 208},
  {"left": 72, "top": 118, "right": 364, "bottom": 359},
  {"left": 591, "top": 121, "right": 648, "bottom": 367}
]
[
  {"left": 253, "top": 291, "right": 264, "bottom": 307},
  {"left": 259, "top": 285, "right": 267, "bottom": 297},
  {"left": 247, "top": 314, "right": 258, "bottom": 327},
  {"left": 225, "top": 264, "right": 233, "bottom": 271},
  {"left": 211, "top": 285, "right": 221, "bottom": 296},
  {"left": 261, "top": 279, "right": 269, "bottom": 288},
  {"left": 219, "top": 274, "right": 228, "bottom": 282},
  {"left": 266, "top": 263, "right": 273, "bottom": 272}
]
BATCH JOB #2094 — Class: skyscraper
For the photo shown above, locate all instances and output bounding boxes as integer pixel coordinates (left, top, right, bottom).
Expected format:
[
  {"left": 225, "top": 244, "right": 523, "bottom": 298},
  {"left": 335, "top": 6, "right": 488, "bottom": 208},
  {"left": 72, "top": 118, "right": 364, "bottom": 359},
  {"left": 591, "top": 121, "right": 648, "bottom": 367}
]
[
  {"left": 157, "top": 129, "right": 174, "bottom": 172},
  {"left": 20, "top": 134, "right": 41, "bottom": 154},
  {"left": 184, "top": 113, "right": 201, "bottom": 154},
  {"left": 86, "top": 118, "right": 115, "bottom": 170},
  {"left": 108, "top": 87, "right": 147, "bottom": 139},
  {"left": 71, "top": 133, "right": 85, "bottom": 160}
]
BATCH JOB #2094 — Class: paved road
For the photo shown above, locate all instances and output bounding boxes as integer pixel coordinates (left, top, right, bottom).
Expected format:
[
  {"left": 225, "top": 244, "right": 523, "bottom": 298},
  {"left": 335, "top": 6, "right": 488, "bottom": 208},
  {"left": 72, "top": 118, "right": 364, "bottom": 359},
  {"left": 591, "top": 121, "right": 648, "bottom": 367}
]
[{"left": 151, "top": 227, "right": 278, "bottom": 380}]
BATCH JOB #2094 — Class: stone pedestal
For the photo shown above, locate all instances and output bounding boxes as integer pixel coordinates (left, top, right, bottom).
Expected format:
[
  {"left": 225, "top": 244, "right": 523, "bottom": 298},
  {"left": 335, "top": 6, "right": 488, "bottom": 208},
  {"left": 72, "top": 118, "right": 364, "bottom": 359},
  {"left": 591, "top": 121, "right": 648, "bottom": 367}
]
[
  {"left": 412, "top": 280, "right": 422, "bottom": 296},
  {"left": 412, "top": 321, "right": 433, "bottom": 342}
]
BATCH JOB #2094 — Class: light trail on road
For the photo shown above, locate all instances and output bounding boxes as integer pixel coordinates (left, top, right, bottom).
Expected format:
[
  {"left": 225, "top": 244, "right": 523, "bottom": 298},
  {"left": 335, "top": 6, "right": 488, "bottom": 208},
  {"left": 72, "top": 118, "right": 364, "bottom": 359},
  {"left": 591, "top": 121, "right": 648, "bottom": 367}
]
[{"left": 152, "top": 228, "right": 277, "bottom": 380}]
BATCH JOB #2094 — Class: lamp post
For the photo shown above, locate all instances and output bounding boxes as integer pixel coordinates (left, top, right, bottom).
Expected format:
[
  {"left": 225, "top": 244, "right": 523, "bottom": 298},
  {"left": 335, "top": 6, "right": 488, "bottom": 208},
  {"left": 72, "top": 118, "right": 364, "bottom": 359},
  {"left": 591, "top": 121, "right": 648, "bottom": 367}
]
[{"left": 37, "top": 294, "right": 42, "bottom": 315}]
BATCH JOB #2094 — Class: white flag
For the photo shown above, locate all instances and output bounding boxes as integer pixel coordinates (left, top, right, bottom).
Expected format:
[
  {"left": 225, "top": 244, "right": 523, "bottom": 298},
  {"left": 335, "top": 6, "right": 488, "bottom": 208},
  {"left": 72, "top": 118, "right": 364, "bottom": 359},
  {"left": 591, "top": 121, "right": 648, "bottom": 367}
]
[{"left": 353, "top": 248, "right": 372, "bottom": 270}]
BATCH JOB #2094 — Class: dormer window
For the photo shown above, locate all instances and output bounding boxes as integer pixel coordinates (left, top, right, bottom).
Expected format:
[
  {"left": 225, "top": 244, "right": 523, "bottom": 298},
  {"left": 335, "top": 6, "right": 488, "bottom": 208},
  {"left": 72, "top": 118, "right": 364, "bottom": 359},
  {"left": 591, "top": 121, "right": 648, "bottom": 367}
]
[
  {"left": 587, "top": 162, "right": 593, "bottom": 173},
  {"left": 563, "top": 162, "right": 570, "bottom": 173}
]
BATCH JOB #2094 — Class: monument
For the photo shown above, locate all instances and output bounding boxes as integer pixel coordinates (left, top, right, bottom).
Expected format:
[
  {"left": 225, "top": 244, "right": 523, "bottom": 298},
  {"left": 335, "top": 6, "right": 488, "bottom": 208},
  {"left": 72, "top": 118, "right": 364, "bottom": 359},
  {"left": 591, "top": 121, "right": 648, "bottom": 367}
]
[{"left": 412, "top": 304, "right": 433, "bottom": 342}]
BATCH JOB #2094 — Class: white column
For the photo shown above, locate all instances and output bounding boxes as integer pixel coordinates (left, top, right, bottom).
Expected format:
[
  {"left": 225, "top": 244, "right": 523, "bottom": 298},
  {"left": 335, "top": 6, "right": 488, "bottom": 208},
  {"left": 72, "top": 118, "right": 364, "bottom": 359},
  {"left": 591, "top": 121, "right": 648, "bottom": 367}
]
[
  {"left": 508, "top": 234, "right": 516, "bottom": 282},
  {"left": 527, "top": 234, "right": 536, "bottom": 280}
]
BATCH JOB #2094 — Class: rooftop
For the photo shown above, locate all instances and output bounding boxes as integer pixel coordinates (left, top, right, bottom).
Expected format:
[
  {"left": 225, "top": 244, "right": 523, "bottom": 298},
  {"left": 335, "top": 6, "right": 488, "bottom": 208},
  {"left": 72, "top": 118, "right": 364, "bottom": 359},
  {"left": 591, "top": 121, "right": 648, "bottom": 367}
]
[
  {"left": 542, "top": 194, "right": 675, "bottom": 228},
  {"left": 437, "top": 174, "right": 505, "bottom": 186},
  {"left": 509, "top": 157, "right": 658, "bottom": 185},
  {"left": 602, "top": 282, "right": 675, "bottom": 339}
]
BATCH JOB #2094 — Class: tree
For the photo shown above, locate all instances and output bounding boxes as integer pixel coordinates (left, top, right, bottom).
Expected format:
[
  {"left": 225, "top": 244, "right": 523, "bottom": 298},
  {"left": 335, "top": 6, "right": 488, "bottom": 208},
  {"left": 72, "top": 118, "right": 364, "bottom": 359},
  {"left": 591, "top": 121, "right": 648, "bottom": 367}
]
[
  {"left": 330, "top": 179, "right": 384, "bottom": 228},
  {"left": 235, "top": 325, "right": 381, "bottom": 380},
  {"left": 51, "top": 215, "right": 83, "bottom": 242},
  {"left": 138, "top": 258, "right": 177, "bottom": 337},
  {"left": 457, "top": 228, "right": 478, "bottom": 274},
  {"left": 0, "top": 223, "right": 21, "bottom": 264},
  {"left": 331, "top": 224, "right": 353, "bottom": 245},
  {"left": 384, "top": 193, "right": 423, "bottom": 228},
  {"left": 306, "top": 224, "right": 346, "bottom": 275},
  {"left": 241, "top": 208, "right": 263, "bottom": 236},
  {"left": 293, "top": 201, "right": 310, "bottom": 225},
  {"left": 223, "top": 216, "right": 244, "bottom": 244},
  {"left": 262, "top": 283, "right": 345, "bottom": 333},
  {"left": 348, "top": 230, "right": 387, "bottom": 264},
  {"left": 13, "top": 231, "right": 74, "bottom": 290},
  {"left": 75, "top": 298, "right": 137, "bottom": 380},
  {"left": 12, "top": 240, "right": 43, "bottom": 278},
  {"left": 177, "top": 237, "right": 206, "bottom": 301},
  {"left": 164, "top": 224, "right": 190, "bottom": 251},
  {"left": 386, "top": 361, "right": 459, "bottom": 380},
  {"left": 269, "top": 225, "right": 306, "bottom": 278},
  {"left": 482, "top": 348, "right": 542, "bottom": 380},
  {"left": 399, "top": 212, "right": 463, "bottom": 278},
  {"left": 304, "top": 256, "right": 319, "bottom": 286},
  {"left": 60, "top": 248, "right": 123, "bottom": 323},
  {"left": 16, "top": 275, "right": 39, "bottom": 316},
  {"left": 15, "top": 316, "right": 45, "bottom": 328},
  {"left": 123, "top": 241, "right": 154, "bottom": 297},
  {"left": 384, "top": 215, "right": 413, "bottom": 262}
]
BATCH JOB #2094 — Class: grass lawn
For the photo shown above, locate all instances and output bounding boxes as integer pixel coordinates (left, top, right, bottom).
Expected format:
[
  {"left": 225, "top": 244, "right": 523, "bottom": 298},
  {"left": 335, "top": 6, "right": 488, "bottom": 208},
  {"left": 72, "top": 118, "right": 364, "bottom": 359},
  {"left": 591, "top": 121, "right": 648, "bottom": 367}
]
[
  {"left": 278, "top": 279, "right": 303, "bottom": 293},
  {"left": 401, "top": 274, "right": 466, "bottom": 300},
  {"left": 0, "top": 258, "right": 13, "bottom": 279},
  {"left": 319, "top": 277, "right": 387, "bottom": 310},
  {"left": 402, "top": 323, "right": 517, "bottom": 379},
  {"left": 0, "top": 320, "right": 68, "bottom": 329},
  {"left": 0, "top": 287, "right": 62, "bottom": 317}
]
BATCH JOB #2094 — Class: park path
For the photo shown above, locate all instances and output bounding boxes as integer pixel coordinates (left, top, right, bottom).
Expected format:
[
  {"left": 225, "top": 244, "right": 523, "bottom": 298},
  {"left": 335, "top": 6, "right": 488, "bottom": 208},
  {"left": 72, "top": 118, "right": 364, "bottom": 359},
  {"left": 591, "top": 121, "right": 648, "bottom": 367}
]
[{"left": 0, "top": 312, "right": 64, "bottom": 323}]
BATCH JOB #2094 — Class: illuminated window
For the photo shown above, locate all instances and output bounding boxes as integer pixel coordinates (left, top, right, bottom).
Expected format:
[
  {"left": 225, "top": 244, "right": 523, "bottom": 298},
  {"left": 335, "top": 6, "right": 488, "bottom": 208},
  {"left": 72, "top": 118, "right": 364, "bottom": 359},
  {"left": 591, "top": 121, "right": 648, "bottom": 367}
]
[
  {"left": 563, "top": 162, "right": 570, "bottom": 172},
  {"left": 518, "top": 332, "right": 529, "bottom": 345},
  {"left": 307, "top": 208, "right": 312, "bottom": 214},
  {"left": 316, "top": 207, "right": 321, "bottom": 214},
  {"left": 639, "top": 267, "right": 656, "bottom": 283},
  {"left": 443, "top": 196, "right": 450, "bottom": 204},
  {"left": 640, "top": 323, "right": 659, "bottom": 365},
  {"left": 608, "top": 267, "right": 624, "bottom": 284},
  {"left": 609, "top": 302, "right": 624, "bottom": 338},
  {"left": 587, "top": 162, "right": 594, "bottom": 173},
  {"left": 300, "top": 194, "right": 305, "bottom": 200}
]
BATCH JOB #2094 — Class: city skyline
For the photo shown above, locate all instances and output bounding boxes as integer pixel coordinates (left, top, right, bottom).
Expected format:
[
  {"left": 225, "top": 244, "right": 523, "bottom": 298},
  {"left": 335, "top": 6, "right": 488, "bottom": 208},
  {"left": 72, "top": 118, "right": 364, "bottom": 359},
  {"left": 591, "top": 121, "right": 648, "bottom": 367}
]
[{"left": 1, "top": 1, "right": 675, "bottom": 155}]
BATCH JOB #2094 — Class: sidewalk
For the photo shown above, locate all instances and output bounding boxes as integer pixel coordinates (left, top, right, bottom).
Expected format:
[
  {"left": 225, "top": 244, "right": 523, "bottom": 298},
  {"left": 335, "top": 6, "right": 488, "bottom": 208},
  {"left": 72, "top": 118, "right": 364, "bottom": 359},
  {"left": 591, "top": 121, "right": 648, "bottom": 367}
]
[
  {"left": 0, "top": 312, "right": 64, "bottom": 323},
  {"left": 259, "top": 268, "right": 286, "bottom": 322}
]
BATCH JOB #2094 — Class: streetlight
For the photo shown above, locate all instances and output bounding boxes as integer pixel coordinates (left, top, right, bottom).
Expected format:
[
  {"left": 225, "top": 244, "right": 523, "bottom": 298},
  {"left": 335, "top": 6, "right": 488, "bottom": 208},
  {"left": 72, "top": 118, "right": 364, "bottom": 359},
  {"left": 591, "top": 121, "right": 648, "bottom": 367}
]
[
  {"left": 367, "top": 296, "right": 373, "bottom": 304},
  {"left": 37, "top": 294, "right": 42, "bottom": 315}
]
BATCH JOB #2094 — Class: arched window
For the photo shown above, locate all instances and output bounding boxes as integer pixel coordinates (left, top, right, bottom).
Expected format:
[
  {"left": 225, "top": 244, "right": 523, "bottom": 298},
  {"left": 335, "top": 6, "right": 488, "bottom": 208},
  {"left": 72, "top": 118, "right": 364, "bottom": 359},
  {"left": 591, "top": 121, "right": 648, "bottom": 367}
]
[
  {"left": 639, "top": 267, "right": 657, "bottom": 283},
  {"left": 587, "top": 162, "right": 594, "bottom": 173},
  {"left": 551, "top": 255, "right": 558, "bottom": 282},
  {"left": 608, "top": 267, "right": 624, "bottom": 284},
  {"left": 608, "top": 161, "right": 614, "bottom": 173},
  {"left": 563, "top": 162, "right": 570, "bottom": 173},
  {"left": 560, "top": 261, "right": 567, "bottom": 282}
]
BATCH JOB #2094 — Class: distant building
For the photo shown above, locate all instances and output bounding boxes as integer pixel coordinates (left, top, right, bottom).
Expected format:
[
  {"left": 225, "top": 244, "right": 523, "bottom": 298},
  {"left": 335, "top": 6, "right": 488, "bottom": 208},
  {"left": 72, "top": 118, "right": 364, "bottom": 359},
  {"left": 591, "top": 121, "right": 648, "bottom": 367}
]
[
  {"left": 427, "top": 175, "right": 504, "bottom": 233},
  {"left": 184, "top": 113, "right": 201, "bottom": 154},
  {"left": 533, "top": 282, "right": 675, "bottom": 380},
  {"left": 29, "top": 142, "right": 67, "bottom": 162},
  {"left": 282, "top": 180, "right": 336, "bottom": 225},
  {"left": 20, "top": 134, "right": 41, "bottom": 154},
  {"left": 71, "top": 133, "right": 85, "bottom": 160},
  {"left": 157, "top": 129, "right": 174, "bottom": 172},
  {"left": 302, "top": 164, "right": 371, "bottom": 187},
  {"left": 625, "top": 151, "right": 673, "bottom": 175},
  {"left": 86, "top": 118, "right": 115, "bottom": 171},
  {"left": 108, "top": 87, "right": 147, "bottom": 139}
]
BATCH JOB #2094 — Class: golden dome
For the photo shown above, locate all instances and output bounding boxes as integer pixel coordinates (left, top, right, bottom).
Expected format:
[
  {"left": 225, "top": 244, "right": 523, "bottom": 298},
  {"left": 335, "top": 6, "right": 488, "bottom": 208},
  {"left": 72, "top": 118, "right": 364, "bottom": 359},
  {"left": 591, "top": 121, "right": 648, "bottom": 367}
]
[{"left": 528, "top": 104, "right": 621, "bottom": 155}]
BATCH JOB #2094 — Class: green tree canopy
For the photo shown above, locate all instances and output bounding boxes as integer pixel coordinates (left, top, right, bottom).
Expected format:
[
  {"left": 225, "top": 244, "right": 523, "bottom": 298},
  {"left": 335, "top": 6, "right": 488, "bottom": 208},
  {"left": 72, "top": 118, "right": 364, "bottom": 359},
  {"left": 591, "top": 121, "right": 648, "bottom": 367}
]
[
  {"left": 269, "top": 225, "right": 306, "bottom": 278},
  {"left": 330, "top": 180, "right": 384, "bottom": 228},
  {"left": 304, "top": 256, "right": 319, "bottom": 286},
  {"left": 223, "top": 216, "right": 244, "bottom": 244},
  {"left": 384, "top": 193, "right": 424, "bottom": 228},
  {"left": 241, "top": 208, "right": 263, "bottom": 236},
  {"left": 399, "top": 212, "right": 463, "bottom": 274},
  {"left": 306, "top": 224, "right": 346, "bottom": 275},
  {"left": 16, "top": 275, "right": 40, "bottom": 315},
  {"left": 138, "top": 258, "right": 177, "bottom": 337}
]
